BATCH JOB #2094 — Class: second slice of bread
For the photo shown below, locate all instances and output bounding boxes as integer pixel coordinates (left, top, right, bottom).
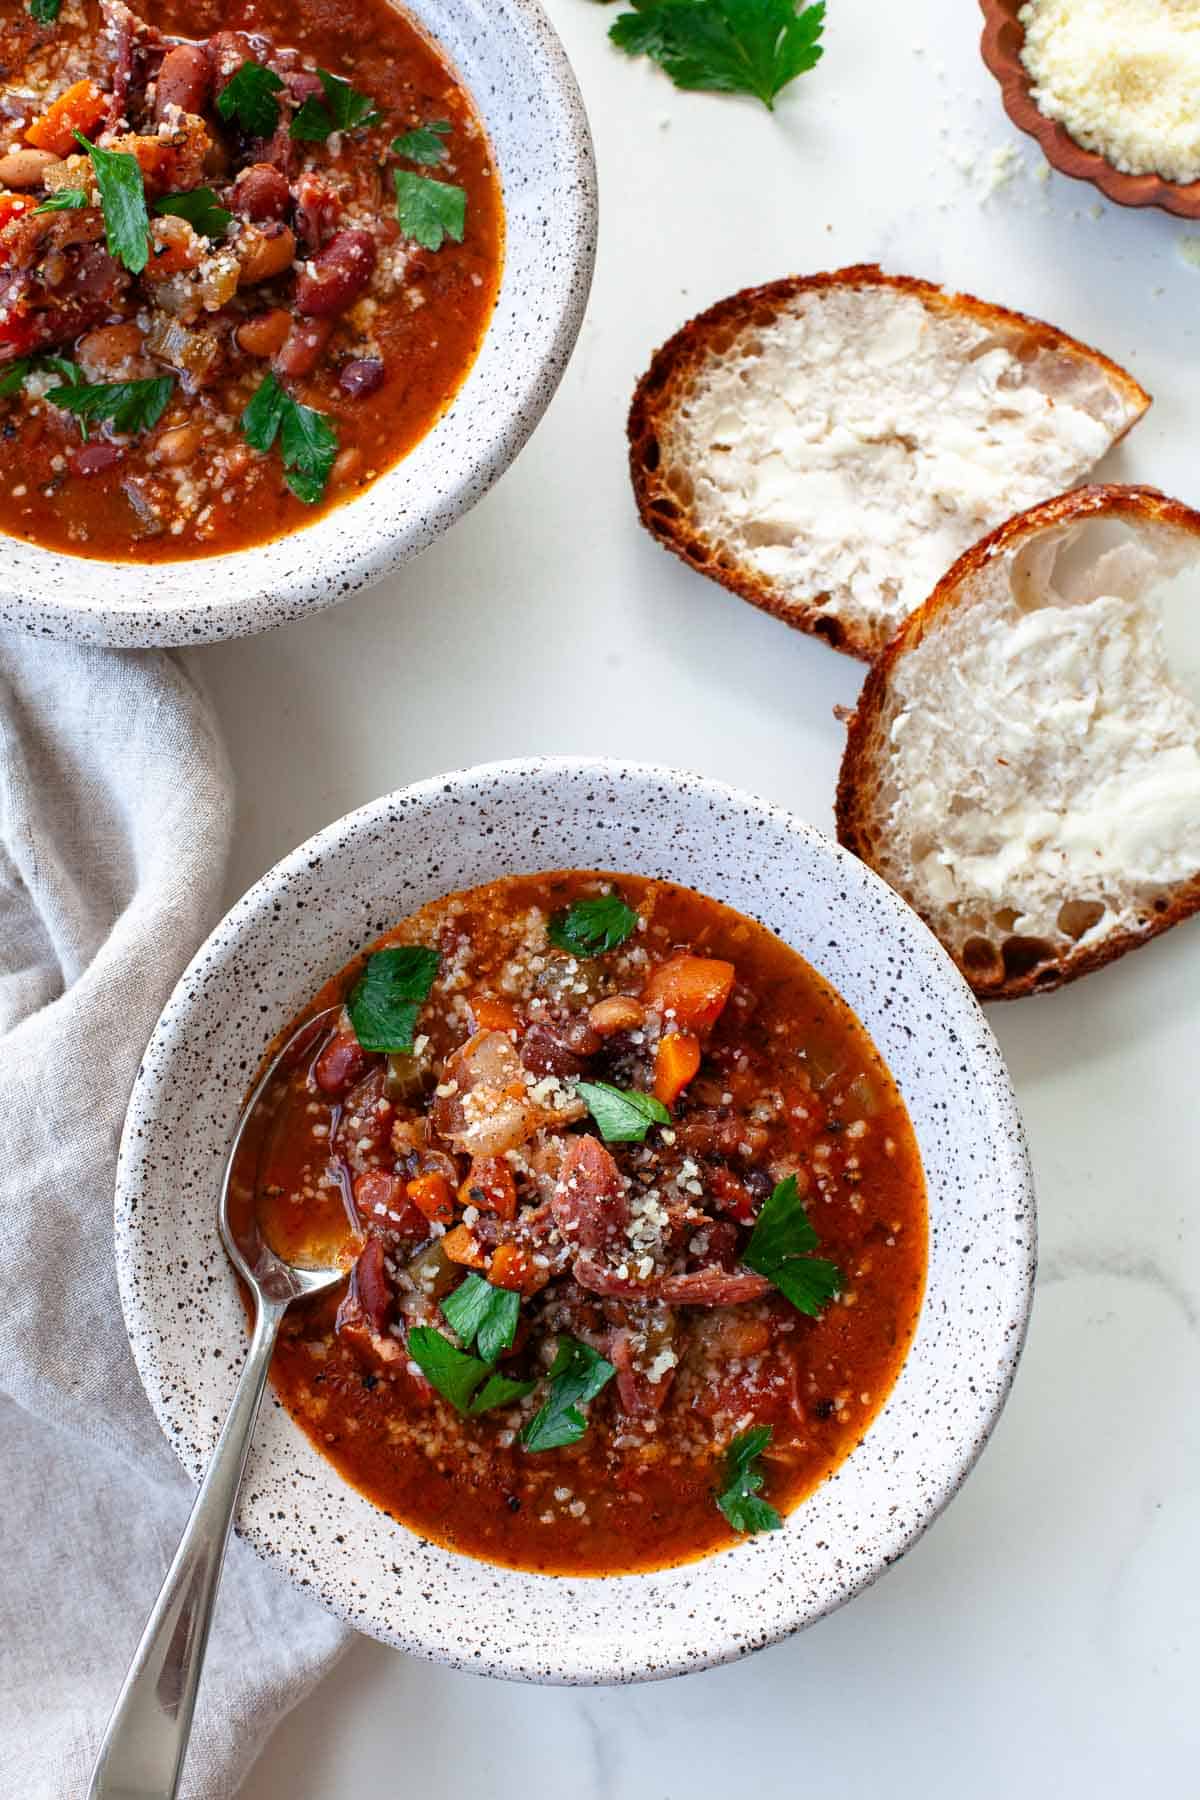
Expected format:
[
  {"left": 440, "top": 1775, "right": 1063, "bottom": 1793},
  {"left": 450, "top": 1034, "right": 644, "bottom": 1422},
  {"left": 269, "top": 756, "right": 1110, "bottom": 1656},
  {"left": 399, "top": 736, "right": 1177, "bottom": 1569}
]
[
  {"left": 629, "top": 267, "right": 1150, "bottom": 661},
  {"left": 837, "top": 485, "right": 1200, "bottom": 997}
]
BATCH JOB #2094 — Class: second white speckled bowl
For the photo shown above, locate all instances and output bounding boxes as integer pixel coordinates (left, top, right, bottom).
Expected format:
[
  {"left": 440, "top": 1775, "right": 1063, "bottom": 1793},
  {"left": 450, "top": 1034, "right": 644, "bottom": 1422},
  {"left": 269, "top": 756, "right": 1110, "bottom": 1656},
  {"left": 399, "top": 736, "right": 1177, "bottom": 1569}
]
[
  {"left": 115, "top": 758, "right": 1036, "bottom": 1682},
  {"left": 1, "top": 0, "right": 596, "bottom": 647}
]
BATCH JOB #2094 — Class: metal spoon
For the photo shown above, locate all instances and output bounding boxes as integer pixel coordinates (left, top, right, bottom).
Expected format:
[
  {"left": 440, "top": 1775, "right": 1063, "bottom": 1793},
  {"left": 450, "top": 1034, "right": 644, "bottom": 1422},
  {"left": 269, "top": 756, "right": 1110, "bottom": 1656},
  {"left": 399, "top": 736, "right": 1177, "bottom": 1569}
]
[{"left": 88, "top": 1006, "right": 346, "bottom": 1800}]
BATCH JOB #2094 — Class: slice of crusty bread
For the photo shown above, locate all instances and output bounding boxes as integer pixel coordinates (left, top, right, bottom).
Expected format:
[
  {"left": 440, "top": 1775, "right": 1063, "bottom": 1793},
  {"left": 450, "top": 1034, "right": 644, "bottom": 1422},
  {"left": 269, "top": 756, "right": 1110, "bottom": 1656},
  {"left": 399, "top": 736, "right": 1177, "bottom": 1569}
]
[
  {"left": 836, "top": 485, "right": 1200, "bottom": 998},
  {"left": 628, "top": 266, "right": 1150, "bottom": 662}
]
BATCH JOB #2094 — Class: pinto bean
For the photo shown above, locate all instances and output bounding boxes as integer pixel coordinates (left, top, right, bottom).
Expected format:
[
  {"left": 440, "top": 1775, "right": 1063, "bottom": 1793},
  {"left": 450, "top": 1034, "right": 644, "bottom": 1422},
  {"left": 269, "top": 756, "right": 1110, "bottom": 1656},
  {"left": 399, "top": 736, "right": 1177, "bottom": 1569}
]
[
  {"left": 233, "top": 161, "right": 291, "bottom": 221},
  {"left": 330, "top": 446, "right": 362, "bottom": 486},
  {"left": 155, "top": 422, "right": 202, "bottom": 464},
  {"left": 338, "top": 357, "right": 385, "bottom": 399},
  {"left": 236, "top": 221, "right": 296, "bottom": 284},
  {"left": 154, "top": 44, "right": 211, "bottom": 121},
  {"left": 588, "top": 995, "right": 646, "bottom": 1036},
  {"left": 236, "top": 307, "right": 291, "bottom": 357},
  {"left": 76, "top": 322, "right": 147, "bottom": 379},
  {"left": 273, "top": 314, "right": 333, "bottom": 377},
  {"left": 295, "top": 227, "right": 376, "bottom": 318},
  {"left": 0, "top": 147, "right": 60, "bottom": 189}
]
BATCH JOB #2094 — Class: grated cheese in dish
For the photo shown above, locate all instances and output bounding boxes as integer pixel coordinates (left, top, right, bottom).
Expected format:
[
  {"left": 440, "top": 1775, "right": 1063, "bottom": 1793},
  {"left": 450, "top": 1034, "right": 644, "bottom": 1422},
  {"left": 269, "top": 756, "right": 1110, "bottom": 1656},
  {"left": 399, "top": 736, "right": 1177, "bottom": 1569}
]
[{"left": 1019, "top": 0, "right": 1200, "bottom": 185}]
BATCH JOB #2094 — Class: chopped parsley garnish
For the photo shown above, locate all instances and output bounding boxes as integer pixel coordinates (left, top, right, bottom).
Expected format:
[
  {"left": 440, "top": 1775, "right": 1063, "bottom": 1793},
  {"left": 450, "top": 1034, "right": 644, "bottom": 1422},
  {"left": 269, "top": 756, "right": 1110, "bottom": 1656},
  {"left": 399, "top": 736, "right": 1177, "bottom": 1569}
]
[
  {"left": 547, "top": 894, "right": 638, "bottom": 957},
  {"left": 343, "top": 942, "right": 440, "bottom": 1053},
  {"left": 716, "top": 1426, "right": 783, "bottom": 1535},
  {"left": 407, "top": 1326, "right": 535, "bottom": 1416},
  {"left": 47, "top": 375, "right": 174, "bottom": 436},
  {"left": 291, "top": 68, "right": 381, "bottom": 142},
  {"left": 29, "top": 0, "right": 62, "bottom": 21},
  {"left": 521, "top": 1335, "right": 615, "bottom": 1453},
  {"left": 442, "top": 1273, "right": 520, "bottom": 1365},
  {"left": 0, "top": 354, "right": 81, "bottom": 398},
  {"left": 394, "top": 169, "right": 466, "bottom": 252},
  {"left": 156, "top": 186, "right": 233, "bottom": 238},
  {"left": 391, "top": 119, "right": 451, "bottom": 166},
  {"left": 216, "top": 61, "right": 284, "bottom": 137},
  {"left": 75, "top": 133, "right": 149, "bottom": 274},
  {"left": 609, "top": 0, "right": 825, "bottom": 110},
  {"left": 575, "top": 1079, "right": 670, "bottom": 1144},
  {"left": 35, "top": 188, "right": 89, "bottom": 213},
  {"left": 742, "top": 1174, "right": 842, "bottom": 1316},
  {"left": 240, "top": 371, "right": 339, "bottom": 507}
]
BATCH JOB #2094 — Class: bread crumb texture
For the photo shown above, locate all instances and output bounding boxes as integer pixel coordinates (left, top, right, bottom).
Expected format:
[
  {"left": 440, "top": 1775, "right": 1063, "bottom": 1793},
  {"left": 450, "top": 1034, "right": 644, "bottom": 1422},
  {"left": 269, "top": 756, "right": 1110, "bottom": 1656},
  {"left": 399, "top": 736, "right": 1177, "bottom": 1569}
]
[
  {"left": 866, "top": 511, "right": 1200, "bottom": 988},
  {"left": 1020, "top": 0, "right": 1200, "bottom": 184},
  {"left": 647, "top": 282, "right": 1140, "bottom": 657}
]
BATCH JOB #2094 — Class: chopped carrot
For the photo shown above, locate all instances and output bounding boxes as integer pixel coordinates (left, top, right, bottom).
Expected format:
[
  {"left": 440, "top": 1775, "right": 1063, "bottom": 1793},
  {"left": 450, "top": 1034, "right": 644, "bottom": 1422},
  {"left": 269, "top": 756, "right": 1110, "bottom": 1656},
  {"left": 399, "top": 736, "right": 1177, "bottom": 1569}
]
[
  {"left": 0, "top": 193, "right": 34, "bottom": 231},
  {"left": 406, "top": 1172, "right": 455, "bottom": 1226},
  {"left": 25, "top": 79, "right": 107, "bottom": 156},
  {"left": 488, "top": 1242, "right": 548, "bottom": 1296},
  {"left": 642, "top": 953, "right": 735, "bottom": 1034},
  {"left": 459, "top": 1155, "right": 517, "bottom": 1221},
  {"left": 469, "top": 994, "right": 519, "bottom": 1034},
  {"left": 440, "top": 1224, "right": 487, "bottom": 1269},
  {"left": 653, "top": 1031, "right": 701, "bottom": 1108}
]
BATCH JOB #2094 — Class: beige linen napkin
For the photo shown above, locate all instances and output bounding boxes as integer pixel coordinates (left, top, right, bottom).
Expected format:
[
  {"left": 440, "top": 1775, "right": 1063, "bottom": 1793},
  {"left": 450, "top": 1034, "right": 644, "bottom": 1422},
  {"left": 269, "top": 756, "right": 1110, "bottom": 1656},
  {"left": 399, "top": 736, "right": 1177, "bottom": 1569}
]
[{"left": 0, "top": 637, "right": 350, "bottom": 1799}]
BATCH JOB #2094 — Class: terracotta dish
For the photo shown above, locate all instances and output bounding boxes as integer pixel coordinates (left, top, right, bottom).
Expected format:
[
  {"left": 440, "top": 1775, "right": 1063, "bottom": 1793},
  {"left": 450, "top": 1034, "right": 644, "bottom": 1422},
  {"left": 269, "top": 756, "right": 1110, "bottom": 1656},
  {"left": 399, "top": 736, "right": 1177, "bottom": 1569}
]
[{"left": 978, "top": 0, "right": 1200, "bottom": 218}]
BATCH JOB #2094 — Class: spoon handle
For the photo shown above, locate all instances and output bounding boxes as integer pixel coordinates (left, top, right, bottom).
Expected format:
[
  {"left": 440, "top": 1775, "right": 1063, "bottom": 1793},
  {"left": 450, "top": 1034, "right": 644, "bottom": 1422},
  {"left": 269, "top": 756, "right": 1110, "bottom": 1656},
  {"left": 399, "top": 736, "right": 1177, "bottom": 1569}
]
[{"left": 87, "top": 1295, "right": 287, "bottom": 1800}]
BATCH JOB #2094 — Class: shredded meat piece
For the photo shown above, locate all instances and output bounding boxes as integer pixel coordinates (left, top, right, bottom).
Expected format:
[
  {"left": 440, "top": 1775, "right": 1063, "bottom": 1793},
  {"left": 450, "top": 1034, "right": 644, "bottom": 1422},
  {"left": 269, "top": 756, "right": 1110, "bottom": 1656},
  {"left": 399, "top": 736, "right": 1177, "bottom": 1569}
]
[
  {"left": 573, "top": 1252, "right": 771, "bottom": 1307},
  {"left": 551, "top": 1134, "right": 630, "bottom": 1253},
  {"left": 608, "top": 1320, "right": 677, "bottom": 1416}
]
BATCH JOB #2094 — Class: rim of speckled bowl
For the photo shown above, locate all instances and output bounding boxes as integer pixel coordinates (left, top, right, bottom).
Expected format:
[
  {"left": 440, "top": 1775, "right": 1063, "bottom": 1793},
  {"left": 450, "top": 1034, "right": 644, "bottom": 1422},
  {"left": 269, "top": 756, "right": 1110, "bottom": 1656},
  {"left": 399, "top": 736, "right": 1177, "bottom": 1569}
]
[
  {"left": 115, "top": 757, "right": 1037, "bottom": 1684},
  {"left": 0, "top": 0, "right": 596, "bottom": 648}
]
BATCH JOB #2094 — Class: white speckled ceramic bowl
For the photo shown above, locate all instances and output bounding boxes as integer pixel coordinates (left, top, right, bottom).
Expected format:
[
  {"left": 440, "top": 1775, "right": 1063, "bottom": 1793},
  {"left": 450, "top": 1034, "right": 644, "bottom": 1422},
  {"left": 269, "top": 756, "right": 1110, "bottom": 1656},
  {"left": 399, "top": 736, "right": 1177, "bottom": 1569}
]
[
  {"left": 115, "top": 758, "right": 1036, "bottom": 1683},
  {"left": 1, "top": 0, "right": 595, "bottom": 648}
]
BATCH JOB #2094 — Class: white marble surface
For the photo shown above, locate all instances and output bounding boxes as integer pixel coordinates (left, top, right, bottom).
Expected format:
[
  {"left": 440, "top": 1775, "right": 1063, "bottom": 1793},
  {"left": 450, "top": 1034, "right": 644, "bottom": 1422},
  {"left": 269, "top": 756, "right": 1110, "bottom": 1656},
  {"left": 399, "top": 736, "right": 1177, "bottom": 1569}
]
[{"left": 183, "top": 0, "right": 1200, "bottom": 1789}]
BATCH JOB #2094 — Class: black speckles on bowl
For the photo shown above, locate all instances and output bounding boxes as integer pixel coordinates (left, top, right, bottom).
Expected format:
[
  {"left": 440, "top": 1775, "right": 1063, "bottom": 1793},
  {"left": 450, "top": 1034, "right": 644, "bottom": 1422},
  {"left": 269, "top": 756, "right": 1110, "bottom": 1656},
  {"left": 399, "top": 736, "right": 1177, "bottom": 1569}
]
[
  {"left": 0, "top": 0, "right": 597, "bottom": 648},
  {"left": 114, "top": 758, "right": 1036, "bottom": 1683}
]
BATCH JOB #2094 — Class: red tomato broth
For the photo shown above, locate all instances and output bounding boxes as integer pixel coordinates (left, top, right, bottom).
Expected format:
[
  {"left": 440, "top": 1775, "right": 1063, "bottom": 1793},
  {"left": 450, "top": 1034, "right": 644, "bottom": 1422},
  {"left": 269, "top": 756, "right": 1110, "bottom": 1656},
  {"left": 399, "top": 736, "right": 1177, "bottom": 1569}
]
[
  {"left": 0, "top": 0, "right": 502, "bottom": 559},
  {"left": 244, "top": 872, "right": 928, "bottom": 1576}
]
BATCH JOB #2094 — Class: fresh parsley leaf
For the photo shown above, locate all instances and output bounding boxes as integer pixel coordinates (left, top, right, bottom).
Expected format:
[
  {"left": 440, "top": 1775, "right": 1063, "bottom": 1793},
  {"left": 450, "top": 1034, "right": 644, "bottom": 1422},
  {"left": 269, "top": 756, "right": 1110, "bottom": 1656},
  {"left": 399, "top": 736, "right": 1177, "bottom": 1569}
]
[
  {"left": 547, "top": 894, "right": 638, "bottom": 957},
  {"left": 742, "top": 1174, "right": 842, "bottom": 1316},
  {"left": 394, "top": 170, "right": 466, "bottom": 252},
  {"left": 343, "top": 942, "right": 440, "bottom": 1053},
  {"left": 391, "top": 119, "right": 451, "bottom": 166},
  {"left": 522, "top": 1335, "right": 615, "bottom": 1452},
  {"left": 575, "top": 1079, "right": 670, "bottom": 1144},
  {"left": 156, "top": 187, "right": 233, "bottom": 238},
  {"left": 609, "top": 0, "right": 825, "bottom": 110},
  {"left": 239, "top": 371, "right": 339, "bottom": 507},
  {"left": 407, "top": 1326, "right": 534, "bottom": 1415},
  {"left": 216, "top": 61, "right": 284, "bottom": 137},
  {"left": 47, "top": 375, "right": 174, "bottom": 436},
  {"left": 75, "top": 133, "right": 149, "bottom": 274},
  {"left": 35, "top": 188, "right": 89, "bottom": 213},
  {"left": 716, "top": 1425, "right": 783, "bottom": 1534},
  {"left": 291, "top": 68, "right": 382, "bottom": 142},
  {"left": 442, "top": 1273, "right": 520, "bottom": 1365},
  {"left": 1, "top": 353, "right": 83, "bottom": 399},
  {"left": 29, "top": 0, "right": 62, "bottom": 22}
]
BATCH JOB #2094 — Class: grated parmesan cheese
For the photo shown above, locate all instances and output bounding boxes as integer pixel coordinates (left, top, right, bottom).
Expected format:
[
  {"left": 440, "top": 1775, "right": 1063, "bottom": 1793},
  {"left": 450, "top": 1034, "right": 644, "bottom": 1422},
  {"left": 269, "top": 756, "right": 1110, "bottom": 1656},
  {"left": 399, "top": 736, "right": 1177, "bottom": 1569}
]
[{"left": 1020, "top": 0, "right": 1200, "bottom": 183}]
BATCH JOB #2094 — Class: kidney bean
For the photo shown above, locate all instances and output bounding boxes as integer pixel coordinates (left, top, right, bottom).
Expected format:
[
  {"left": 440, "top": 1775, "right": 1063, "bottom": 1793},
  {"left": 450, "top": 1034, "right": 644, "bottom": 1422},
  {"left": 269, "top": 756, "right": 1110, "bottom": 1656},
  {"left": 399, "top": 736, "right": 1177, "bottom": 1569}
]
[
  {"left": 71, "top": 442, "right": 124, "bottom": 476},
  {"left": 236, "top": 221, "right": 296, "bottom": 284},
  {"left": 233, "top": 162, "right": 291, "bottom": 221},
  {"left": 295, "top": 228, "right": 376, "bottom": 318},
  {"left": 314, "top": 1027, "right": 370, "bottom": 1095},
  {"left": 273, "top": 314, "right": 333, "bottom": 377},
  {"left": 155, "top": 44, "right": 211, "bottom": 120},
  {"left": 284, "top": 70, "right": 324, "bottom": 104},
  {"left": 338, "top": 357, "right": 385, "bottom": 399}
]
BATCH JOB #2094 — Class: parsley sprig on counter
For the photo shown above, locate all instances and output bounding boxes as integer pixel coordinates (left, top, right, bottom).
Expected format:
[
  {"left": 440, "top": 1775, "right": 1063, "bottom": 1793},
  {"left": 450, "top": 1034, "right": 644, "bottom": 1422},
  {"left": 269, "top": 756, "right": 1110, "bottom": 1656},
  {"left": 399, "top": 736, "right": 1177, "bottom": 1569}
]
[
  {"left": 217, "top": 62, "right": 284, "bottom": 137},
  {"left": 608, "top": 0, "right": 825, "bottom": 110},
  {"left": 75, "top": 132, "right": 149, "bottom": 274},
  {"left": 743, "top": 1174, "right": 842, "bottom": 1316},
  {"left": 716, "top": 1426, "right": 782, "bottom": 1534},
  {"left": 548, "top": 893, "right": 638, "bottom": 957},
  {"left": 240, "top": 371, "right": 339, "bottom": 507},
  {"left": 576, "top": 1080, "right": 670, "bottom": 1144},
  {"left": 345, "top": 943, "right": 441, "bottom": 1053},
  {"left": 292, "top": 69, "right": 381, "bottom": 142}
]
